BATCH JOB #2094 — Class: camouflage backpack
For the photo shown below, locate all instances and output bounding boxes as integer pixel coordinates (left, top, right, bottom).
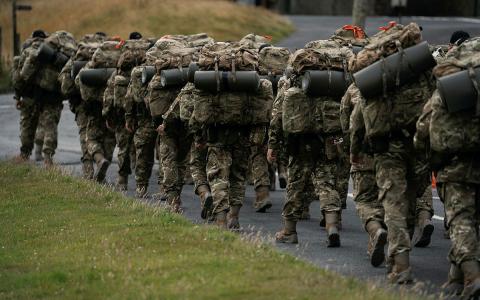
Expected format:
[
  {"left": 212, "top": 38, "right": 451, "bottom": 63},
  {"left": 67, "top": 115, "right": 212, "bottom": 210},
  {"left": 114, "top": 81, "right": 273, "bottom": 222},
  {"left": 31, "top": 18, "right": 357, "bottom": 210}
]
[
  {"left": 146, "top": 74, "right": 182, "bottom": 119},
  {"left": 192, "top": 79, "right": 273, "bottom": 126},
  {"left": 90, "top": 40, "right": 123, "bottom": 68},
  {"left": 154, "top": 46, "right": 198, "bottom": 71},
  {"left": 161, "top": 33, "right": 214, "bottom": 48},
  {"left": 19, "top": 31, "right": 76, "bottom": 93},
  {"left": 360, "top": 74, "right": 434, "bottom": 145},
  {"left": 329, "top": 25, "right": 369, "bottom": 48},
  {"left": 12, "top": 37, "right": 44, "bottom": 96},
  {"left": 197, "top": 42, "right": 259, "bottom": 71},
  {"left": 125, "top": 66, "right": 147, "bottom": 104},
  {"left": 59, "top": 41, "right": 101, "bottom": 97},
  {"left": 289, "top": 40, "right": 354, "bottom": 74},
  {"left": 145, "top": 38, "right": 187, "bottom": 65},
  {"left": 429, "top": 38, "right": 480, "bottom": 153},
  {"left": 113, "top": 73, "right": 131, "bottom": 109},
  {"left": 258, "top": 46, "right": 290, "bottom": 75},
  {"left": 281, "top": 86, "right": 342, "bottom": 135},
  {"left": 349, "top": 22, "right": 422, "bottom": 72},
  {"left": 117, "top": 39, "right": 151, "bottom": 71},
  {"left": 77, "top": 39, "right": 124, "bottom": 102},
  {"left": 239, "top": 33, "right": 271, "bottom": 49}
]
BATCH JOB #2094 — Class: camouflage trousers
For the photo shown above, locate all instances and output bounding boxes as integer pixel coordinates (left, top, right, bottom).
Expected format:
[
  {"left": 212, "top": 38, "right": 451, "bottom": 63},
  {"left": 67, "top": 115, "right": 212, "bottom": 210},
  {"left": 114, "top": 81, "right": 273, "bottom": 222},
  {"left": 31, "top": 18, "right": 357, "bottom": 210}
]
[
  {"left": 414, "top": 157, "right": 435, "bottom": 218},
  {"left": 249, "top": 144, "right": 270, "bottom": 190},
  {"left": 156, "top": 135, "right": 164, "bottom": 192},
  {"left": 133, "top": 119, "right": 157, "bottom": 187},
  {"left": 283, "top": 138, "right": 341, "bottom": 222},
  {"left": 19, "top": 98, "right": 62, "bottom": 157},
  {"left": 86, "top": 102, "right": 115, "bottom": 162},
  {"left": 336, "top": 154, "right": 350, "bottom": 206},
  {"left": 439, "top": 182, "right": 480, "bottom": 265},
  {"left": 34, "top": 112, "right": 46, "bottom": 147},
  {"left": 113, "top": 111, "right": 135, "bottom": 177},
  {"left": 190, "top": 143, "right": 208, "bottom": 194},
  {"left": 160, "top": 126, "right": 192, "bottom": 201},
  {"left": 73, "top": 101, "right": 92, "bottom": 163},
  {"left": 206, "top": 135, "right": 250, "bottom": 214},
  {"left": 374, "top": 141, "right": 419, "bottom": 259},
  {"left": 351, "top": 170, "right": 384, "bottom": 229}
]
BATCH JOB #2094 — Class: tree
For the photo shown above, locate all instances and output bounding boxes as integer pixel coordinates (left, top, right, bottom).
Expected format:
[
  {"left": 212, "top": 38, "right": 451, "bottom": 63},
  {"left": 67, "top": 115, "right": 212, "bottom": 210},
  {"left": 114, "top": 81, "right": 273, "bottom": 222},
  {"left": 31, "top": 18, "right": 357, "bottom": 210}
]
[{"left": 352, "top": 0, "right": 372, "bottom": 29}]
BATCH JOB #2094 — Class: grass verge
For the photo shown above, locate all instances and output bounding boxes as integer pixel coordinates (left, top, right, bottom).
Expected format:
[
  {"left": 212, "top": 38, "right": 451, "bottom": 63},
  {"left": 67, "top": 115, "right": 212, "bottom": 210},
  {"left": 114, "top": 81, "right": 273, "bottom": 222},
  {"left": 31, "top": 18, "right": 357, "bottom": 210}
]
[{"left": 0, "top": 162, "right": 419, "bottom": 299}]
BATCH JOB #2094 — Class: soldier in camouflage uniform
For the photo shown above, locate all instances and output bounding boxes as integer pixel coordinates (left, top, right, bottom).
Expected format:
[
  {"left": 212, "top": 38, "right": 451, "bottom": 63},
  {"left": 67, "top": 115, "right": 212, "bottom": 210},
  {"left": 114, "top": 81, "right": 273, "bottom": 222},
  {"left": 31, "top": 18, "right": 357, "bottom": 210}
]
[
  {"left": 349, "top": 23, "right": 435, "bottom": 283},
  {"left": 125, "top": 66, "right": 158, "bottom": 198},
  {"left": 341, "top": 83, "right": 387, "bottom": 267},
  {"left": 269, "top": 60, "right": 344, "bottom": 247},
  {"left": 415, "top": 35, "right": 479, "bottom": 298},
  {"left": 79, "top": 38, "right": 123, "bottom": 182},
  {"left": 14, "top": 30, "right": 73, "bottom": 167},
  {"left": 157, "top": 83, "right": 196, "bottom": 212},
  {"left": 59, "top": 32, "right": 106, "bottom": 179},
  {"left": 103, "top": 33, "right": 148, "bottom": 190}
]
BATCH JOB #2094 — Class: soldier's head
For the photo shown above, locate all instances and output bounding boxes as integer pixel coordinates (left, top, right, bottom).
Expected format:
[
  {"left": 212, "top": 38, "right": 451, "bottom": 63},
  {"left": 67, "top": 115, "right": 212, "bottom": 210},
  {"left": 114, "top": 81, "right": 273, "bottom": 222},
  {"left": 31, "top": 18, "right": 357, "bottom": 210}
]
[
  {"left": 129, "top": 32, "right": 143, "bottom": 40},
  {"left": 31, "top": 29, "right": 47, "bottom": 39},
  {"left": 450, "top": 31, "right": 470, "bottom": 48}
]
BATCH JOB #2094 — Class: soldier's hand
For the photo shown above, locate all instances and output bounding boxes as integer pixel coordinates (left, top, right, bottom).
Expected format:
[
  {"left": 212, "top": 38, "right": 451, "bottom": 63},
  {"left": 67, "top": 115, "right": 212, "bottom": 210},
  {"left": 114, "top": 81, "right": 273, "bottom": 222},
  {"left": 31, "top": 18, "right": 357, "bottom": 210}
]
[
  {"left": 15, "top": 100, "right": 23, "bottom": 110},
  {"left": 156, "top": 124, "right": 165, "bottom": 136},
  {"left": 125, "top": 121, "right": 135, "bottom": 133},
  {"left": 267, "top": 148, "right": 276, "bottom": 163}
]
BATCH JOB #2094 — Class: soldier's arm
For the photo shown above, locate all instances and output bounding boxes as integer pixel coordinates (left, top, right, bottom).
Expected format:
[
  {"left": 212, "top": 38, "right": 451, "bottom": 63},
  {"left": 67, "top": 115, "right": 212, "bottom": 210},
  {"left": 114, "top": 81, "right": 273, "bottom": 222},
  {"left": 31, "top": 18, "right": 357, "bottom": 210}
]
[
  {"left": 102, "top": 73, "right": 116, "bottom": 124},
  {"left": 268, "top": 87, "right": 285, "bottom": 154},
  {"left": 340, "top": 84, "right": 355, "bottom": 134},
  {"left": 349, "top": 100, "right": 366, "bottom": 157}
]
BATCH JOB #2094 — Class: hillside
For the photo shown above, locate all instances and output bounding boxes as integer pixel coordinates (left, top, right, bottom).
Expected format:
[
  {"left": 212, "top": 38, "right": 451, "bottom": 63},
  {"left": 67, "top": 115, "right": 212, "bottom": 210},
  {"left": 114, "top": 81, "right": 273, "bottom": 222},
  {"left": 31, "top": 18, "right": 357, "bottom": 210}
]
[{"left": 0, "top": 0, "right": 293, "bottom": 62}]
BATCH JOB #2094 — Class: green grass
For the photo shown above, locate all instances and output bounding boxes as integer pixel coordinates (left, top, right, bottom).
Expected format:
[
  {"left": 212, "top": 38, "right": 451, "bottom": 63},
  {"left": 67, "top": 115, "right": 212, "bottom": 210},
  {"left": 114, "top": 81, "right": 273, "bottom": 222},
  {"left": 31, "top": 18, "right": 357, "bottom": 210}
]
[{"left": 0, "top": 162, "right": 421, "bottom": 299}]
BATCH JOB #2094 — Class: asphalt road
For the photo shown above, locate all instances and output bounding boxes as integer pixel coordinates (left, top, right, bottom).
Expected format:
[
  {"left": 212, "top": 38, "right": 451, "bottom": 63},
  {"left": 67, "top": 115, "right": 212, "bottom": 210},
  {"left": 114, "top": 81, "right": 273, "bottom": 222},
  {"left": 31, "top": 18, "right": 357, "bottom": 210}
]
[{"left": 2, "top": 15, "right": 479, "bottom": 296}]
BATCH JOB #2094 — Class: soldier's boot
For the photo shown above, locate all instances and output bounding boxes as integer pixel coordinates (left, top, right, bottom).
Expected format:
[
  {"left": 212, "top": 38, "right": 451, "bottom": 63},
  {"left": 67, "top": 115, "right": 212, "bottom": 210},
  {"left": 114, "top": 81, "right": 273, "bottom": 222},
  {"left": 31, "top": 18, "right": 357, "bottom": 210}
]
[
  {"left": 214, "top": 211, "right": 228, "bottom": 229},
  {"left": 300, "top": 205, "right": 310, "bottom": 220},
  {"left": 116, "top": 175, "right": 128, "bottom": 192},
  {"left": 253, "top": 186, "right": 272, "bottom": 213},
  {"left": 93, "top": 153, "right": 110, "bottom": 183},
  {"left": 168, "top": 195, "right": 182, "bottom": 213},
  {"left": 34, "top": 143, "right": 43, "bottom": 162},
  {"left": 461, "top": 260, "right": 480, "bottom": 299},
  {"left": 319, "top": 211, "right": 326, "bottom": 228},
  {"left": 414, "top": 210, "right": 435, "bottom": 248},
  {"left": 387, "top": 252, "right": 412, "bottom": 284},
  {"left": 135, "top": 184, "right": 148, "bottom": 199},
  {"left": 15, "top": 152, "right": 30, "bottom": 163},
  {"left": 278, "top": 164, "right": 287, "bottom": 189},
  {"left": 227, "top": 205, "right": 241, "bottom": 231},
  {"left": 43, "top": 153, "right": 54, "bottom": 168},
  {"left": 341, "top": 197, "right": 347, "bottom": 209},
  {"left": 442, "top": 263, "right": 464, "bottom": 297},
  {"left": 366, "top": 221, "right": 388, "bottom": 267},
  {"left": 198, "top": 185, "right": 213, "bottom": 220},
  {"left": 325, "top": 212, "right": 341, "bottom": 247},
  {"left": 275, "top": 220, "right": 298, "bottom": 244},
  {"left": 152, "top": 192, "right": 167, "bottom": 202},
  {"left": 82, "top": 160, "right": 94, "bottom": 180}
]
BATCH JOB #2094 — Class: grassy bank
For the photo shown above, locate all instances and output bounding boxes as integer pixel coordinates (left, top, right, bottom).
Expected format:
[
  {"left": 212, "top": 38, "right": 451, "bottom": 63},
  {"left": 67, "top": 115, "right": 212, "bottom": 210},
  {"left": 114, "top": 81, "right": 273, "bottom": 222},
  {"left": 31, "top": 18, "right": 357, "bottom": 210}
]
[
  {"left": 0, "top": 162, "right": 420, "bottom": 299},
  {"left": 0, "top": 0, "right": 293, "bottom": 60}
]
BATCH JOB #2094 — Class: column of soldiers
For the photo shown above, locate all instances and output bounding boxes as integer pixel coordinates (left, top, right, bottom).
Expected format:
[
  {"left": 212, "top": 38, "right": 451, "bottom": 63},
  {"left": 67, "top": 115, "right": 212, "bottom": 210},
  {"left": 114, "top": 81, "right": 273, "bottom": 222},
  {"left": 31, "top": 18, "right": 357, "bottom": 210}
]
[{"left": 12, "top": 24, "right": 480, "bottom": 298}]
